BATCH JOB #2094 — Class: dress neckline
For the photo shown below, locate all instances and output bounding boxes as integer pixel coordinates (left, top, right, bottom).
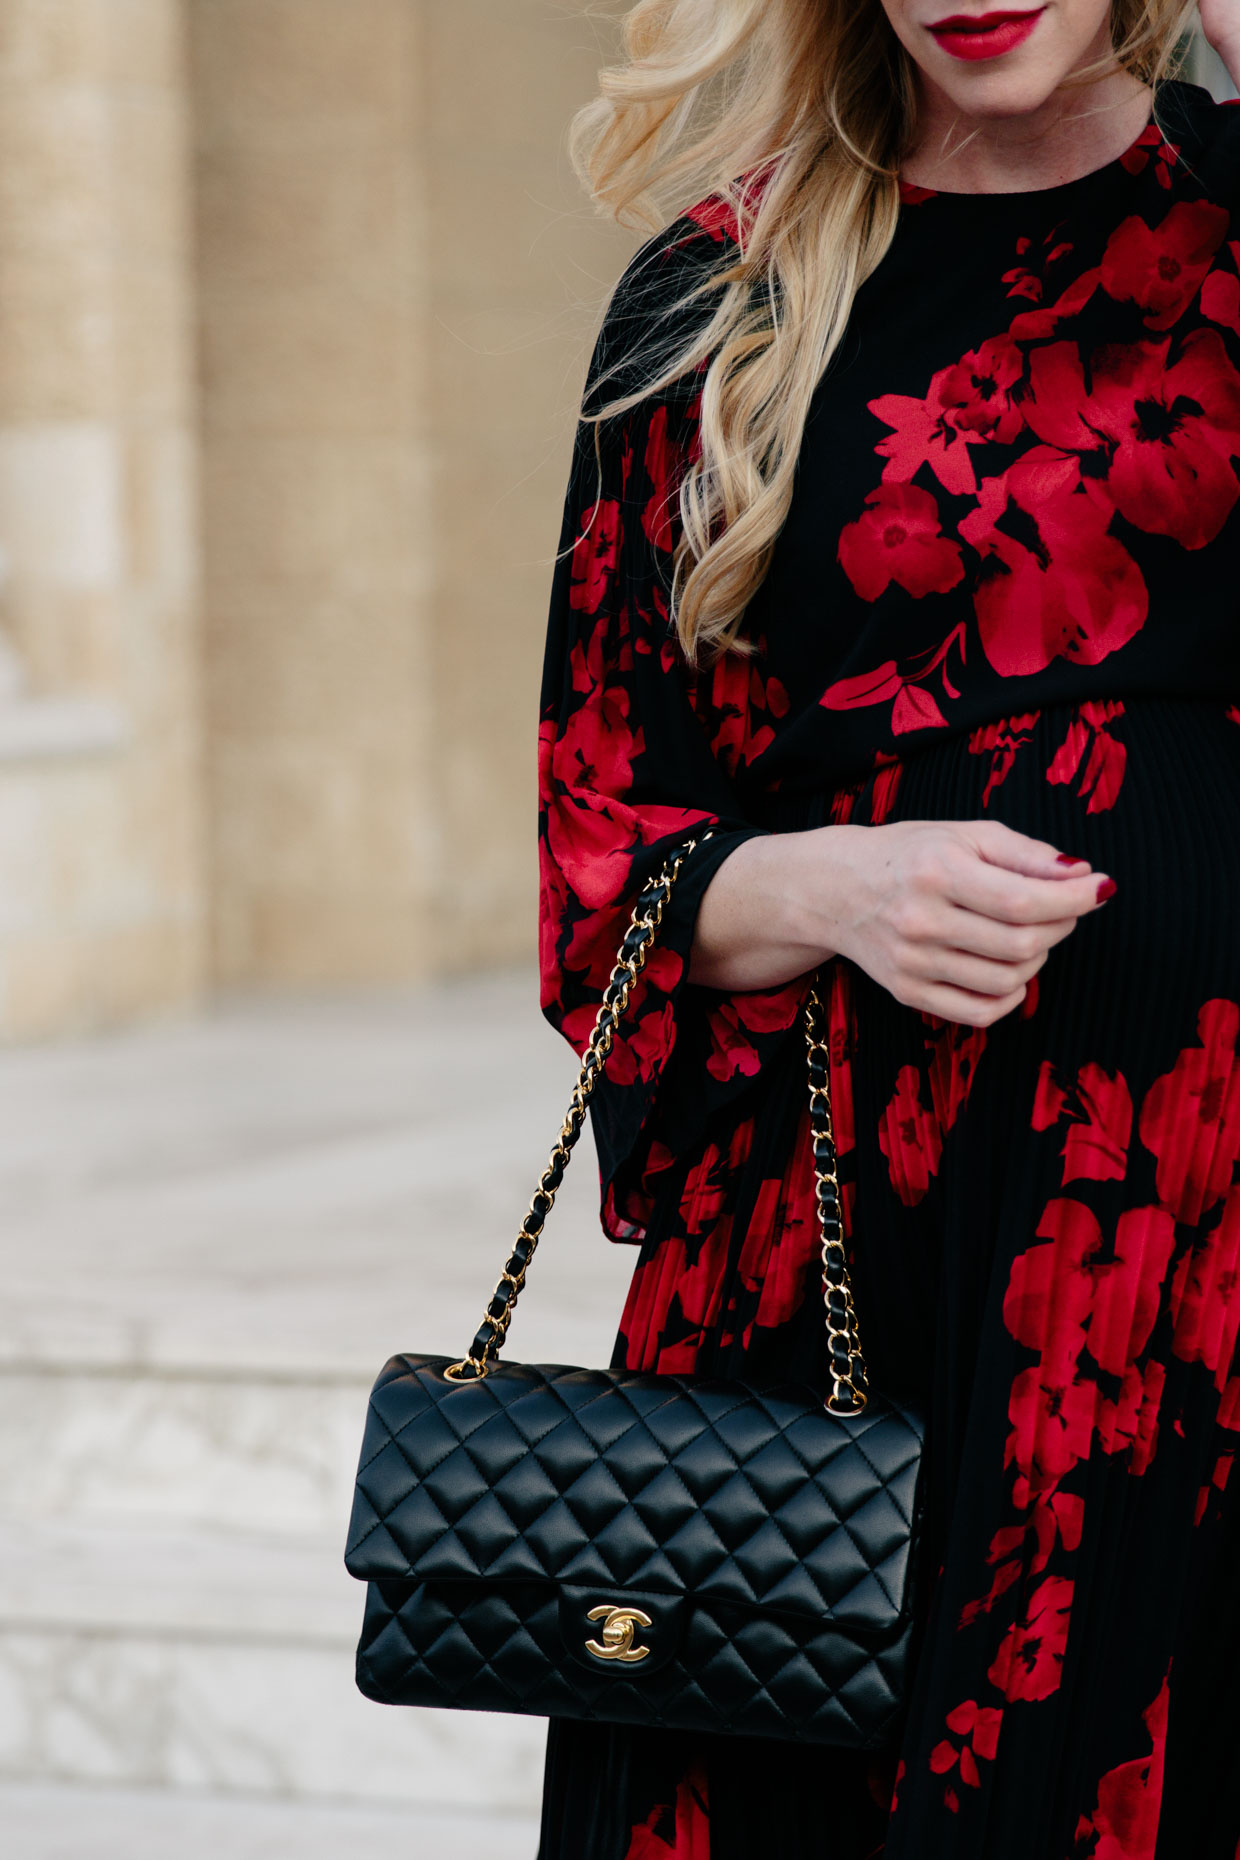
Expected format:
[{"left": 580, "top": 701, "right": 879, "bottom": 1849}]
[{"left": 897, "top": 86, "right": 1174, "bottom": 207}]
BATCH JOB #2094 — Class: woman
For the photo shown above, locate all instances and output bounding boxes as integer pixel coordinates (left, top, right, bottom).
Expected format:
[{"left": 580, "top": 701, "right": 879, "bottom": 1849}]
[{"left": 537, "top": 2, "right": 1240, "bottom": 1855}]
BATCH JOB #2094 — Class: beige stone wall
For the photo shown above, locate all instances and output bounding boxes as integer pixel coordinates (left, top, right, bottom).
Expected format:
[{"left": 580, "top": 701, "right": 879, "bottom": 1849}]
[
  {"left": 0, "top": 0, "right": 205, "bottom": 1040},
  {"left": 0, "top": 0, "right": 632, "bottom": 1034},
  {"left": 194, "top": 0, "right": 632, "bottom": 988}
]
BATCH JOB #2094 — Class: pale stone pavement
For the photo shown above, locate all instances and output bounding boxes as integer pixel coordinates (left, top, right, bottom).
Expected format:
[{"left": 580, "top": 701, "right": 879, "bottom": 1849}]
[{"left": 0, "top": 972, "right": 636, "bottom": 1858}]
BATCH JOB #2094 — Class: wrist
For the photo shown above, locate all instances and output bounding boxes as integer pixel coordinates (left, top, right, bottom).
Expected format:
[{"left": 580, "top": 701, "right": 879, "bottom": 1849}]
[{"left": 780, "top": 823, "right": 867, "bottom": 964}]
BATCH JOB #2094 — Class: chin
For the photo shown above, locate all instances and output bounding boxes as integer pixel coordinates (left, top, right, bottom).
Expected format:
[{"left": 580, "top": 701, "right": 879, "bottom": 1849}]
[{"left": 933, "top": 69, "right": 1063, "bottom": 117}]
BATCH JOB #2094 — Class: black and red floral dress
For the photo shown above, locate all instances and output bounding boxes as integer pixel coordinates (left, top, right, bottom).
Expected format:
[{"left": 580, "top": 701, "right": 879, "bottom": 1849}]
[{"left": 536, "top": 78, "right": 1240, "bottom": 1860}]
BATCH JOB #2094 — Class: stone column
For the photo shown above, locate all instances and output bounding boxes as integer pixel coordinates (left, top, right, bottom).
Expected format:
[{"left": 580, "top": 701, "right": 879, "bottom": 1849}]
[
  {"left": 192, "top": 0, "right": 435, "bottom": 985},
  {"left": 0, "top": 0, "right": 206, "bottom": 1038},
  {"left": 192, "top": 0, "right": 631, "bottom": 988}
]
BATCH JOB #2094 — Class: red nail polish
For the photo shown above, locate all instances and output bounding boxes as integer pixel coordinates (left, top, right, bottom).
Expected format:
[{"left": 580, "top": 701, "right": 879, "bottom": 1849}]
[
  {"left": 1096, "top": 877, "right": 1117, "bottom": 902},
  {"left": 1055, "top": 853, "right": 1087, "bottom": 866}
]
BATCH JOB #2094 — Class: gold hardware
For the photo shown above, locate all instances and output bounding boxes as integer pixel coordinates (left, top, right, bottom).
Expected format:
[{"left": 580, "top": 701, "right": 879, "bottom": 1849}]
[
  {"left": 444, "top": 835, "right": 872, "bottom": 1414},
  {"left": 585, "top": 1604, "right": 653, "bottom": 1664}
]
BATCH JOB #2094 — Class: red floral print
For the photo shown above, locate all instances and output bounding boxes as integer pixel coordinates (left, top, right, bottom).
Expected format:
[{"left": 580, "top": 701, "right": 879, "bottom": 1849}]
[
  {"left": 1118, "top": 123, "right": 1180, "bottom": 187},
  {"left": 705, "top": 983, "right": 804, "bottom": 1083},
  {"left": 868, "top": 336, "right": 1025, "bottom": 494},
  {"left": 1003, "top": 1197, "right": 1175, "bottom": 1489},
  {"left": 569, "top": 500, "right": 621, "bottom": 613},
  {"left": 959, "top": 461, "right": 1148, "bottom": 677},
  {"left": 1023, "top": 330, "right": 1240, "bottom": 550},
  {"left": 625, "top": 1767, "right": 710, "bottom": 1860},
  {"left": 1169, "top": 1179, "right": 1240, "bottom": 1390},
  {"left": 1033, "top": 1059, "right": 1134, "bottom": 1184},
  {"left": 1099, "top": 200, "right": 1229, "bottom": 330},
  {"left": 1046, "top": 701, "right": 1127, "bottom": 813},
  {"left": 930, "top": 1696, "right": 1005, "bottom": 1807},
  {"left": 987, "top": 1573, "right": 1075, "bottom": 1702},
  {"left": 821, "top": 625, "right": 967, "bottom": 736},
  {"left": 702, "top": 650, "right": 791, "bottom": 776},
  {"left": 1073, "top": 1674, "right": 1170, "bottom": 1860},
  {"left": 641, "top": 406, "right": 680, "bottom": 553},
  {"left": 1138, "top": 998, "right": 1240, "bottom": 1224},
  {"left": 968, "top": 712, "right": 1041, "bottom": 807},
  {"left": 879, "top": 1021, "right": 987, "bottom": 1206},
  {"left": 880, "top": 1066, "right": 944, "bottom": 1206},
  {"left": 837, "top": 482, "right": 966, "bottom": 603},
  {"left": 1200, "top": 241, "right": 1240, "bottom": 333}
]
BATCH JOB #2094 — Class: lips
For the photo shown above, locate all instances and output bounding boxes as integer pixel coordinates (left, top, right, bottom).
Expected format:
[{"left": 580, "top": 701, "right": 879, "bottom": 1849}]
[{"left": 928, "top": 6, "right": 1046, "bottom": 61}]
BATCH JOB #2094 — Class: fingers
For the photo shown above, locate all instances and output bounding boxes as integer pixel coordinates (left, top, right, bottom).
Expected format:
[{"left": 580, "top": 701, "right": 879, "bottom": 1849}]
[
  {"left": 964, "top": 818, "right": 1095, "bottom": 880},
  {"left": 906, "top": 943, "right": 1047, "bottom": 1000},
  {"left": 945, "top": 854, "right": 1113, "bottom": 927},
  {"left": 912, "top": 978, "right": 1030, "bottom": 1030},
  {"left": 934, "top": 905, "right": 1081, "bottom": 965}
]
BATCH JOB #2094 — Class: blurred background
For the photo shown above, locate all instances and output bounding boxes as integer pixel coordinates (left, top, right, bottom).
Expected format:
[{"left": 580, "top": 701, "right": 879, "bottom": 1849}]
[{"left": 0, "top": 5, "right": 1232, "bottom": 1857}]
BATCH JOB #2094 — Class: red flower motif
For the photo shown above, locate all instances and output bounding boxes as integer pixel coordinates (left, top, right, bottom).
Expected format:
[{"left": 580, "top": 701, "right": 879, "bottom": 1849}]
[
  {"left": 1023, "top": 331, "right": 1240, "bottom": 551},
  {"left": 642, "top": 405, "right": 681, "bottom": 554},
  {"left": 705, "top": 984, "right": 804, "bottom": 1083},
  {"left": 1032, "top": 1059, "right": 1133, "bottom": 1184},
  {"left": 1003, "top": 1196, "right": 1174, "bottom": 1486},
  {"left": 703, "top": 650, "right": 790, "bottom": 777},
  {"left": 1119, "top": 124, "right": 1180, "bottom": 187},
  {"left": 868, "top": 337, "right": 1024, "bottom": 495},
  {"left": 822, "top": 626, "right": 966, "bottom": 737},
  {"left": 837, "top": 482, "right": 965, "bottom": 603},
  {"left": 880, "top": 1066, "right": 944, "bottom": 1206},
  {"left": 1169, "top": 1180, "right": 1240, "bottom": 1389},
  {"left": 1096, "top": 1358, "right": 1165, "bottom": 1475},
  {"left": 624, "top": 1767, "right": 710, "bottom": 1860},
  {"left": 1009, "top": 265, "right": 1102, "bottom": 342},
  {"left": 1073, "top": 1674, "right": 1169, "bottom": 1860},
  {"left": 987, "top": 1574, "right": 1074, "bottom": 1703},
  {"left": 1007, "top": 1360, "right": 1098, "bottom": 1490},
  {"left": 932, "top": 1696, "right": 1005, "bottom": 1806},
  {"left": 1201, "top": 254, "right": 1240, "bottom": 336},
  {"left": 958, "top": 462, "right": 1148, "bottom": 678},
  {"left": 879, "top": 1022, "right": 986, "bottom": 1207},
  {"left": 1138, "top": 999, "right": 1240, "bottom": 1224},
  {"left": 1046, "top": 701, "right": 1127, "bottom": 814},
  {"left": 735, "top": 1129, "right": 819, "bottom": 1336},
  {"left": 1100, "top": 200, "right": 1229, "bottom": 332},
  {"left": 569, "top": 500, "right": 621, "bottom": 613},
  {"left": 969, "top": 711, "right": 1041, "bottom": 807}
]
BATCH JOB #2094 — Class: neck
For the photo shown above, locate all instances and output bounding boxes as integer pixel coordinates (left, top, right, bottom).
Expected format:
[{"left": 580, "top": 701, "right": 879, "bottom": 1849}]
[{"left": 901, "top": 63, "right": 1154, "bottom": 195}]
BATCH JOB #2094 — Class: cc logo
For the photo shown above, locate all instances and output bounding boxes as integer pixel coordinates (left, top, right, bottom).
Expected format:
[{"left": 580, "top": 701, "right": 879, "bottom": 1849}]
[{"left": 584, "top": 1604, "right": 653, "bottom": 1664}]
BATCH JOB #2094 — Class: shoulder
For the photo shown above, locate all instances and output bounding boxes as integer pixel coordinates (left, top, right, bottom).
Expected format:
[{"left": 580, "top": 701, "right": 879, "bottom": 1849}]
[
  {"left": 584, "top": 194, "right": 744, "bottom": 413},
  {"left": 1156, "top": 77, "right": 1240, "bottom": 205}
]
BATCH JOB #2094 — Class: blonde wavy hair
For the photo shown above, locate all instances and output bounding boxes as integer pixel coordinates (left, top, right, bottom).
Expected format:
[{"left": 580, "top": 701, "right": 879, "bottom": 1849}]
[{"left": 571, "top": 0, "right": 1196, "bottom": 662}]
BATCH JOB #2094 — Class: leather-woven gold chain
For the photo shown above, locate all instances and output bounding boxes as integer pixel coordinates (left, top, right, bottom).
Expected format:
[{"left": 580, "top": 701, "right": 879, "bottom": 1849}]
[
  {"left": 445, "top": 835, "right": 707, "bottom": 1382},
  {"left": 446, "top": 834, "right": 870, "bottom": 1416},
  {"left": 804, "top": 990, "right": 869, "bottom": 1416}
]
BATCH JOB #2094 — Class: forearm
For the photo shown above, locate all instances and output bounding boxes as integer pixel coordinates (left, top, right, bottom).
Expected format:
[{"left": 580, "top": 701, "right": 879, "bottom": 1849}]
[{"left": 689, "top": 827, "right": 852, "bottom": 992}]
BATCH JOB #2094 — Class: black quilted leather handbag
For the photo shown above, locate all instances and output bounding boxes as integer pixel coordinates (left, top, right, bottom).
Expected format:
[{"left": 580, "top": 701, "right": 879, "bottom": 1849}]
[{"left": 345, "top": 836, "right": 926, "bottom": 1748}]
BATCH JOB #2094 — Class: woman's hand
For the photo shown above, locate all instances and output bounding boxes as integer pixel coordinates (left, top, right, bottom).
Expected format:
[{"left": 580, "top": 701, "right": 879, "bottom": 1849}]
[
  {"left": 1198, "top": 2, "right": 1240, "bottom": 90},
  {"left": 690, "top": 820, "right": 1114, "bottom": 1028}
]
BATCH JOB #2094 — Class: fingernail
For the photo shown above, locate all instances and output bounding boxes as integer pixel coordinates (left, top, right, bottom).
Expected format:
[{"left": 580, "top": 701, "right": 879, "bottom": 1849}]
[
  {"left": 1096, "top": 877, "right": 1117, "bottom": 902},
  {"left": 1055, "top": 852, "right": 1088, "bottom": 866}
]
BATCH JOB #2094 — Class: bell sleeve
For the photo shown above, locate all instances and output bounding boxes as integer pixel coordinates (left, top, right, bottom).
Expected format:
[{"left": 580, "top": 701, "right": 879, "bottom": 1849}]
[{"left": 538, "top": 221, "right": 805, "bottom": 1244}]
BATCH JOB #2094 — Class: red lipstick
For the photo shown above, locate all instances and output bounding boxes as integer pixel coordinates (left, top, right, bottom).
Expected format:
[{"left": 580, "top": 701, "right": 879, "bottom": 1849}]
[{"left": 928, "top": 7, "right": 1046, "bottom": 61}]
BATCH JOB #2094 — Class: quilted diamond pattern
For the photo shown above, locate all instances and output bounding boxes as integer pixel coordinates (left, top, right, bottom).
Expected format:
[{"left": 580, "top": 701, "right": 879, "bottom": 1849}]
[{"left": 346, "top": 1354, "right": 925, "bottom": 1748}]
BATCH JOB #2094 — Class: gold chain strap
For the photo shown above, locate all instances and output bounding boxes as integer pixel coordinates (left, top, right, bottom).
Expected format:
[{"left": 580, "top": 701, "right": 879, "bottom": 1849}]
[
  {"left": 446, "top": 835, "right": 869, "bottom": 1415},
  {"left": 804, "top": 989, "right": 870, "bottom": 1415}
]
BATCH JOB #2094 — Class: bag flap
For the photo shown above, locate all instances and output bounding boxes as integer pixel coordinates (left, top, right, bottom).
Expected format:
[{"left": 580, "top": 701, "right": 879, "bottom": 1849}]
[{"left": 346, "top": 1356, "right": 924, "bottom": 1637}]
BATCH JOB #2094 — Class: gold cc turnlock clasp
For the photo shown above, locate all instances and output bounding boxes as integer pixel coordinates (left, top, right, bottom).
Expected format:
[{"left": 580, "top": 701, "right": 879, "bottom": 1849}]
[{"left": 585, "top": 1604, "right": 653, "bottom": 1664}]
